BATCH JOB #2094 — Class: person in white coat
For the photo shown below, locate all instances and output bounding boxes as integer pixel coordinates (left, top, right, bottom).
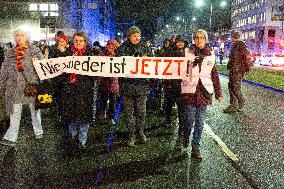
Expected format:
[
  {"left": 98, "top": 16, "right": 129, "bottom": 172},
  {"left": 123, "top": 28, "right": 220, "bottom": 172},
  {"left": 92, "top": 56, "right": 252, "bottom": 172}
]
[{"left": 180, "top": 29, "right": 223, "bottom": 160}]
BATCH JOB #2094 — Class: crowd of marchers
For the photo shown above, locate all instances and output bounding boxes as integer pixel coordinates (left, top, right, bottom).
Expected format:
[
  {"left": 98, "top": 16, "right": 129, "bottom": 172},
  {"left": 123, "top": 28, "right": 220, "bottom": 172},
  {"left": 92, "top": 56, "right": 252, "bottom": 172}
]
[{"left": 0, "top": 25, "right": 251, "bottom": 161}]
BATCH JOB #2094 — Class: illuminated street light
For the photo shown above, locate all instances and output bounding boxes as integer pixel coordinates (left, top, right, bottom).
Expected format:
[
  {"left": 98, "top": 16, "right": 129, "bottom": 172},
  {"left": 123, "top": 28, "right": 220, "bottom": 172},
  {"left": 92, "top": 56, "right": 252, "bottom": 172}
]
[
  {"left": 195, "top": 0, "right": 227, "bottom": 33},
  {"left": 117, "top": 32, "right": 121, "bottom": 36},
  {"left": 176, "top": 16, "right": 181, "bottom": 21},
  {"left": 166, "top": 24, "right": 169, "bottom": 28},
  {"left": 192, "top": 17, "right": 197, "bottom": 21},
  {"left": 220, "top": 1, "right": 227, "bottom": 8},
  {"left": 195, "top": 0, "right": 204, "bottom": 8}
]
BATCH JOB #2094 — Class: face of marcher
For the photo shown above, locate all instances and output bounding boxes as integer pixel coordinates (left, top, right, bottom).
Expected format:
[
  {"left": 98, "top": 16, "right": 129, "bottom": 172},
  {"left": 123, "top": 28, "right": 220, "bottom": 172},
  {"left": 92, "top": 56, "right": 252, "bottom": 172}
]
[
  {"left": 107, "top": 46, "right": 115, "bottom": 55},
  {"left": 176, "top": 41, "right": 185, "bottom": 49},
  {"left": 74, "top": 36, "right": 86, "bottom": 50},
  {"left": 129, "top": 33, "right": 141, "bottom": 45},
  {"left": 164, "top": 41, "right": 170, "bottom": 48},
  {"left": 58, "top": 38, "right": 67, "bottom": 49},
  {"left": 194, "top": 32, "right": 206, "bottom": 49},
  {"left": 232, "top": 38, "right": 238, "bottom": 44},
  {"left": 15, "top": 32, "right": 28, "bottom": 46}
]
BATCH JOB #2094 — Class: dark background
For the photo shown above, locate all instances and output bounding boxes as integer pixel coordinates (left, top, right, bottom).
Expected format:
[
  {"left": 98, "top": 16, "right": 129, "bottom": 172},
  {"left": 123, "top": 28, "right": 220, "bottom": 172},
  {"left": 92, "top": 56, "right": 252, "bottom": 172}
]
[{"left": 115, "top": 0, "right": 232, "bottom": 40}]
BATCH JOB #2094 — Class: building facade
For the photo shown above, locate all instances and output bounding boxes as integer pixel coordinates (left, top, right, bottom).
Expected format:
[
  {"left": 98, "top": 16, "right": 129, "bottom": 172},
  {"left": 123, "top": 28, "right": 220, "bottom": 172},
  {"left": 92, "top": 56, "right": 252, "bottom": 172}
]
[
  {"left": 0, "top": 0, "right": 116, "bottom": 45},
  {"left": 231, "top": 0, "right": 284, "bottom": 53}
]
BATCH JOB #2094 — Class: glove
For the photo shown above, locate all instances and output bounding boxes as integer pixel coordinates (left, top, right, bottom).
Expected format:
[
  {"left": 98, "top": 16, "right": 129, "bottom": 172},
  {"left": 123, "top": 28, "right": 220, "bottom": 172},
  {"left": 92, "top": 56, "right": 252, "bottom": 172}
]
[{"left": 193, "top": 56, "right": 204, "bottom": 67}]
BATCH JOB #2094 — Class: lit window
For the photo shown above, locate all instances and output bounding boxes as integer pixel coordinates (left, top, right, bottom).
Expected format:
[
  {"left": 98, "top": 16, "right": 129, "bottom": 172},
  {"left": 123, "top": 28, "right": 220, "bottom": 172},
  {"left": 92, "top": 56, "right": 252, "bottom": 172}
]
[
  {"left": 263, "top": 12, "right": 266, "bottom": 21},
  {"left": 40, "top": 4, "right": 49, "bottom": 11},
  {"left": 50, "top": 4, "right": 58, "bottom": 11},
  {"left": 29, "top": 3, "right": 37, "bottom": 11},
  {"left": 43, "top": 12, "right": 49, "bottom": 17},
  {"left": 50, "top": 12, "right": 59, "bottom": 16}
]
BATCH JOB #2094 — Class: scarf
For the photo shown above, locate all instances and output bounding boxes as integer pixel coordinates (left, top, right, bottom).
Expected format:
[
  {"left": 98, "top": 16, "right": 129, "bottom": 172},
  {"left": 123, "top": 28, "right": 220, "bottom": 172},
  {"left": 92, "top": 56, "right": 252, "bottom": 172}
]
[
  {"left": 189, "top": 44, "right": 211, "bottom": 72},
  {"left": 70, "top": 46, "right": 86, "bottom": 84},
  {"left": 15, "top": 44, "right": 29, "bottom": 72}
]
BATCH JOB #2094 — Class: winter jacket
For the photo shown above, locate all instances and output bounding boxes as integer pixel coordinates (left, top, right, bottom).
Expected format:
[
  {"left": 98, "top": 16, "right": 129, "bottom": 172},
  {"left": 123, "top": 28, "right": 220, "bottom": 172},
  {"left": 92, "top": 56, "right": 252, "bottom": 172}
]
[
  {"left": 117, "top": 40, "right": 149, "bottom": 97},
  {"left": 227, "top": 40, "right": 250, "bottom": 74},
  {"left": 0, "top": 45, "right": 43, "bottom": 115},
  {"left": 164, "top": 47, "right": 184, "bottom": 98},
  {"left": 181, "top": 44, "right": 222, "bottom": 105},
  {"left": 48, "top": 46, "right": 72, "bottom": 59},
  {"left": 97, "top": 50, "right": 119, "bottom": 94},
  {"left": 60, "top": 47, "right": 95, "bottom": 123}
]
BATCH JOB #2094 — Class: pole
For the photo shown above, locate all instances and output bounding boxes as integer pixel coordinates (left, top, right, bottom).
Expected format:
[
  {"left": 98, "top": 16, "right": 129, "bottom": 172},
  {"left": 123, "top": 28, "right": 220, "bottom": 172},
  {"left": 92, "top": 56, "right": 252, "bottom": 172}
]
[{"left": 209, "top": 3, "right": 213, "bottom": 33}]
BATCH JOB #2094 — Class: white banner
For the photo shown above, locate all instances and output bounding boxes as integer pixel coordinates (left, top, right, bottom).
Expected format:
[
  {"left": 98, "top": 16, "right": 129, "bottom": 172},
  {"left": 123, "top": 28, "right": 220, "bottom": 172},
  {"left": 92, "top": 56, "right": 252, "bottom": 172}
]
[{"left": 33, "top": 56, "right": 196, "bottom": 80}]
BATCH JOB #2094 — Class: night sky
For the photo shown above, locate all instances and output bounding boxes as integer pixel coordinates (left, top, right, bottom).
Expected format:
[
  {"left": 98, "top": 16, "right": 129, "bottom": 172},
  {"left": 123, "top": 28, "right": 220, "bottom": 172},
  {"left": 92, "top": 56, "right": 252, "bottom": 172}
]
[
  {"left": 115, "top": 0, "right": 231, "bottom": 40},
  {"left": 115, "top": 0, "right": 189, "bottom": 39}
]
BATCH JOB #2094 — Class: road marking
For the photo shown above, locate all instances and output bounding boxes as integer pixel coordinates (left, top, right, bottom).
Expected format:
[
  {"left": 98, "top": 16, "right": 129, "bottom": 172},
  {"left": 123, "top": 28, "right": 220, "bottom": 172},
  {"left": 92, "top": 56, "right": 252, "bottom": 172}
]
[{"left": 204, "top": 123, "right": 239, "bottom": 162}]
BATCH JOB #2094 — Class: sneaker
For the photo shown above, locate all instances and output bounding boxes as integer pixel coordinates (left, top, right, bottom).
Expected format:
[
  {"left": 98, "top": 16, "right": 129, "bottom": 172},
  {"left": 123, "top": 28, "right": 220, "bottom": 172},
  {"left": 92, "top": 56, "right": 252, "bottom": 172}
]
[
  {"left": 1, "top": 139, "right": 16, "bottom": 147},
  {"left": 127, "top": 136, "right": 135, "bottom": 147},
  {"left": 138, "top": 131, "right": 147, "bottom": 144},
  {"left": 191, "top": 147, "right": 202, "bottom": 161},
  {"left": 223, "top": 106, "right": 237, "bottom": 114},
  {"left": 35, "top": 134, "right": 43, "bottom": 139}
]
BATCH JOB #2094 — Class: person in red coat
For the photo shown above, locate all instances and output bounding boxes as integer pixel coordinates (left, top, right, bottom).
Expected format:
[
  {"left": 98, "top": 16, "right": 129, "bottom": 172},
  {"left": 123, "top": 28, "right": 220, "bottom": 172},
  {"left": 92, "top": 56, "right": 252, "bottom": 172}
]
[{"left": 97, "top": 39, "right": 120, "bottom": 123}]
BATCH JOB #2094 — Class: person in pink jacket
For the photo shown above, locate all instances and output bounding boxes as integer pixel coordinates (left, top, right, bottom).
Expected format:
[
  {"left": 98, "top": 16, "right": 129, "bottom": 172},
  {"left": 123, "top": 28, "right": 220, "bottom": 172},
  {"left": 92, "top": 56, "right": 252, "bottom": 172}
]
[{"left": 98, "top": 39, "right": 120, "bottom": 124}]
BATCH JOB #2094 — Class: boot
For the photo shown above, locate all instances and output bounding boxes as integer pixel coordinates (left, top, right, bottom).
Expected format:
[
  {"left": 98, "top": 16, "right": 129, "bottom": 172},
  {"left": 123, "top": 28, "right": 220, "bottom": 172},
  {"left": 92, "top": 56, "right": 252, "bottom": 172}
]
[
  {"left": 191, "top": 147, "right": 202, "bottom": 161},
  {"left": 127, "top": 134, "right": 135, "bottom": 147},
  {"left": 223, "top": 105, "right": 237, "bottom": 114},
  {"left": 138, "top": 131, "right": 147, "bottom": 144}
]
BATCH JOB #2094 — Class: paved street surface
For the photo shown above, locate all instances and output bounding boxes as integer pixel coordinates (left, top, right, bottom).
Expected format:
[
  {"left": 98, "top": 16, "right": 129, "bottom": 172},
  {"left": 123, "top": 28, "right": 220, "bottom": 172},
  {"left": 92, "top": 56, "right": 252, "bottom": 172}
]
[{"left": 0, "top": 75, "right": 283, "bottom": 189}]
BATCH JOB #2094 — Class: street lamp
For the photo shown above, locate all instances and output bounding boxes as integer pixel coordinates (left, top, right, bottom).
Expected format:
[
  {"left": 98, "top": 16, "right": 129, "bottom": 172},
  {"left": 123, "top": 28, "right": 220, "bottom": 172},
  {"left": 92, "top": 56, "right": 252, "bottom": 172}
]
[{"left": 194, "top": 0, "right": 227, "bottom": 33}]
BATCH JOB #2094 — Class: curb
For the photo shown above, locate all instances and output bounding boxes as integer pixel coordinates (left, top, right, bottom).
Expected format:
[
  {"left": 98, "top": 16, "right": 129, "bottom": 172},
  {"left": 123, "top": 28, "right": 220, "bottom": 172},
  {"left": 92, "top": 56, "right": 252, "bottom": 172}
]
[{"left": 219, "top": 73, "right": 284, "bottom": 94}]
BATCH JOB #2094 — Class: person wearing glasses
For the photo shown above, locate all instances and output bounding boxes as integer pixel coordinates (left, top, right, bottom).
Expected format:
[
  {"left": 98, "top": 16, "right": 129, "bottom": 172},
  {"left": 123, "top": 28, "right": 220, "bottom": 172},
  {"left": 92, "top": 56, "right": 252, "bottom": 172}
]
[{"left": 180, "top": 29, "right": 223, "bottom": 160}]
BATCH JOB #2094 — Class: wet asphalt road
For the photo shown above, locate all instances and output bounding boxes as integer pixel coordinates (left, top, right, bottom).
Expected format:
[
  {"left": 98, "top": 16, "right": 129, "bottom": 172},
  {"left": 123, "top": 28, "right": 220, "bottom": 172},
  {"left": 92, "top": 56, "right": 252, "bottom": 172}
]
[{"left": 0, "top": 75, "right": 283, "bottom": 189}]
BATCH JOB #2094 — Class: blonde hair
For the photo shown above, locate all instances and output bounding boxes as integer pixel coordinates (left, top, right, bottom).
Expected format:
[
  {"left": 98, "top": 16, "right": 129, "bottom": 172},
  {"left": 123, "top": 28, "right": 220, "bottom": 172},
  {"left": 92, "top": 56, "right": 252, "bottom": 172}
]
[{"left": 12, "top": 29, "right": 30, "bottom": 43}]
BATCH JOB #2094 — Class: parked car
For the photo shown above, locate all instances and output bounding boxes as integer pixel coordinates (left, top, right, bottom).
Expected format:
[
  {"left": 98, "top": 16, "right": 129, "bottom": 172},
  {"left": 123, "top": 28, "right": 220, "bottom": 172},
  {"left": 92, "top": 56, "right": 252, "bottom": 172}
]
[{"left": 258, "top": 53, "right": 284, "bottom": 67}]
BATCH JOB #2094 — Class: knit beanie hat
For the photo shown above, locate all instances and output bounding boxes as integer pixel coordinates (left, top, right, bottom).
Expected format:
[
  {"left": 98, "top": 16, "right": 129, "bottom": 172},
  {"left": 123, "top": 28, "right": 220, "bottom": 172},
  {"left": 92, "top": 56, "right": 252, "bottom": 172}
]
[
  {"left": 93, "top": 41, "right": 101, "bottom": 47},
  {"left": 193, "top": 29, "right": 208, "bottom": 42},
  {"left": 231, "top": 30, "right": 241, "bottom": 39},
  {"left": 127, "top": 26, "right": 141, "bottom": 36}
]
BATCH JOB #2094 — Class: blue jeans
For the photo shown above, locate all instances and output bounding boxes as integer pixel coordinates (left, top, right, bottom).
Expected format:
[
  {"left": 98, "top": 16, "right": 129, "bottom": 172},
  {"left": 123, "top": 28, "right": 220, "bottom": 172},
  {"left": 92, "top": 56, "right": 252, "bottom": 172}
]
[
  {"left": 68, "top": 122, "right": 90, "bottom": 145},
  {"left": 180, "top": 105, "right": 207, "bottom": 149}
]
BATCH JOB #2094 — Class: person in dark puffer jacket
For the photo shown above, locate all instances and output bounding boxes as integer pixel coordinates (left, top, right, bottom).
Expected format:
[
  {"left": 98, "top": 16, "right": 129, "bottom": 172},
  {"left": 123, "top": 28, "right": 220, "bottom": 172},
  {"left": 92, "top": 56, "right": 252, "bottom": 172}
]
[
  {"left": 223, "top": 30, "right": 251, "bottom": 113},
  {"left": 117, "top": 26, "right": 149, "bottom": 147}
]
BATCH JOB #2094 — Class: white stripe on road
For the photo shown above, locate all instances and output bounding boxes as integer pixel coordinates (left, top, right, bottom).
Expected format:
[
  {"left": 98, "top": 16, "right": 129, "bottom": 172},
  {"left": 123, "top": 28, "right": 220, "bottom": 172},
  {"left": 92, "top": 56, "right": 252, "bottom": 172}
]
[{"left": 204, "top": 123, "right": 239, "bottom": 162}]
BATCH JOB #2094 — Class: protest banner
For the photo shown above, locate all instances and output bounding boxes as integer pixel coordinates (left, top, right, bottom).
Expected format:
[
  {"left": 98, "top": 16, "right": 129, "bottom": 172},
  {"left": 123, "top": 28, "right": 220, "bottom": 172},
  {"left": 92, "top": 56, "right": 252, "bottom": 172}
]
[
  {"left": 33, "top": 56, "right": 196, "bottom": 80},
  {"left": 33, "top": 53, "right": 217, "bottom": 94}
]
